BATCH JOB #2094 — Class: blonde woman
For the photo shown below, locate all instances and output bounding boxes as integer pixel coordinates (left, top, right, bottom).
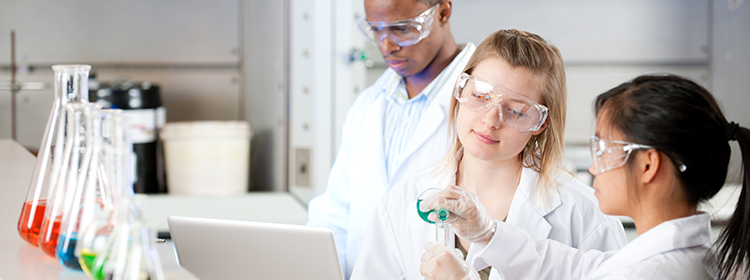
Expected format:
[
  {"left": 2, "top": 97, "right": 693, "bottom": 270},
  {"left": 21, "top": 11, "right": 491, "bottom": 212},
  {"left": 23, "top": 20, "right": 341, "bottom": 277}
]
[{"left": 351, "top": 29, "right": 627, "bottom": 280}]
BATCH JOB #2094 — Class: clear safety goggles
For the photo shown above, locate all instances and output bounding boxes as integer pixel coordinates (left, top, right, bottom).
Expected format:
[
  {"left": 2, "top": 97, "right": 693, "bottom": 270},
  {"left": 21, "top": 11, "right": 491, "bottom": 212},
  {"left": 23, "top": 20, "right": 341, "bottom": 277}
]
[
  {"left": 355, "top": 3, "right": 438, "bottom": 47},
  {"left": 589, "top": 136, "right": 655, "bottom": 175},
  {"left": 453, "top": 73, "right": 549, "bottom": 132}
]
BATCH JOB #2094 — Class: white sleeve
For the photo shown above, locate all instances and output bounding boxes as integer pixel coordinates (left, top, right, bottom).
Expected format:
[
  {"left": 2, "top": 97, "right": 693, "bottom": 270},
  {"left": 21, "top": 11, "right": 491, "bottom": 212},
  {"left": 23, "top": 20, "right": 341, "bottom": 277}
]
[
  {"left": 350, "top": 198, "right": 406, "bottom": 280},
  {"left": 472, "top": 222, "right": 615, "bottom": 280},
  {"left": 306, "top": 101, "right": 357, "bottom": 273},
  {"left": 578, "top": 216, "right": 628, "bottom": 253}
]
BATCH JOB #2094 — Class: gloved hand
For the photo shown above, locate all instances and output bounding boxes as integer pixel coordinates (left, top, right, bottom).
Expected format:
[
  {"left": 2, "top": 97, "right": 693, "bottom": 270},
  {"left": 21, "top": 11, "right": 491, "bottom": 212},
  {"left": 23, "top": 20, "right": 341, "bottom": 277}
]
[
  {"left": 419, "top": 185, "right": 496, "bottom": 245},
  {"left": 420, "top": 241, "right": 480, "bottom": 280}
]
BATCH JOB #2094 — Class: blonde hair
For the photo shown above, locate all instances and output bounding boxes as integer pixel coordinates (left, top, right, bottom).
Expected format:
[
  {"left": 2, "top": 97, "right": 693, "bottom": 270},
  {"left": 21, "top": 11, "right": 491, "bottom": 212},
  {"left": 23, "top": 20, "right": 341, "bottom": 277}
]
[{"left": 436, "top": 29, "right": 567, "bottom": 201}]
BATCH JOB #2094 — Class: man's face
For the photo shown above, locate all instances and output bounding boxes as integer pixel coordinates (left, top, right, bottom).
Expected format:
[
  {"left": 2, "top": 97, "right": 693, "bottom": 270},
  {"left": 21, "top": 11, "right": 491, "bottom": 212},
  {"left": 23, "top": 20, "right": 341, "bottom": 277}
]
[{"left": 364, "top": 0, "right": 444, "bottom": 78}]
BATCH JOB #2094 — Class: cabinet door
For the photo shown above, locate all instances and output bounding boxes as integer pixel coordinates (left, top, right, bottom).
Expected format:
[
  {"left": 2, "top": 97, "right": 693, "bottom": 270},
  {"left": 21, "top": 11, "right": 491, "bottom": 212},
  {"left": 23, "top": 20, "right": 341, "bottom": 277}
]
[
  {"left": 451, "top": 0, "right": 709, "bottom": 63},
  {"left": 0, "top": 0, "right": 239, "bottom": 65}
]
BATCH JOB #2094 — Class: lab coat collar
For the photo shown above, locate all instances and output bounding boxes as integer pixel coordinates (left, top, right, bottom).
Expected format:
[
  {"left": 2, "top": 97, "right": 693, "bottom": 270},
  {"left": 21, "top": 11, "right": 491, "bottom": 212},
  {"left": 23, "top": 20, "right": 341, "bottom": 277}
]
[
  {"left": 414, "top": 149, "right": 563, "bottom": 241},
  {"left": 513, "top": 166, "right": 563, "bottom": 216},
  {"left": 392, "top": 43, "right": 476, "bottom": 174},
  {"left": 589, "top": 213, "right": 712, "bottom": 277}
]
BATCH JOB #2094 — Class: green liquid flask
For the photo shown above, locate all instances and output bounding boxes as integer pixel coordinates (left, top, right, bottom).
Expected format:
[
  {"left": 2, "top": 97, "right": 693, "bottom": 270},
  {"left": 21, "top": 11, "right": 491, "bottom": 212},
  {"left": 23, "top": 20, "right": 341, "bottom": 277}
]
[{"left": 417, "top": 188, "right": 454, "bottom": 246}]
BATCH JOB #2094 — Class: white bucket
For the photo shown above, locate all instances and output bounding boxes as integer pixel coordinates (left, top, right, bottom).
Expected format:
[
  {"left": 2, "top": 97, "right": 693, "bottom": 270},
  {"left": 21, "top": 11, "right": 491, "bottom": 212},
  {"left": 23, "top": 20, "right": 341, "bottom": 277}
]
[{"left": 160, "top": 121, "right": 252, "bottom": 196}]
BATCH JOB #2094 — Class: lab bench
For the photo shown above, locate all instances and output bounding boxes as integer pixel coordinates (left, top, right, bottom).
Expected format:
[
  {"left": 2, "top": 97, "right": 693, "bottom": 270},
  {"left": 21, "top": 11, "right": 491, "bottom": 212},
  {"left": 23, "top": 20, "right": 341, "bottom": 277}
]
[{"left": 0, "top": 139, "right": 309, "bottom": 280}]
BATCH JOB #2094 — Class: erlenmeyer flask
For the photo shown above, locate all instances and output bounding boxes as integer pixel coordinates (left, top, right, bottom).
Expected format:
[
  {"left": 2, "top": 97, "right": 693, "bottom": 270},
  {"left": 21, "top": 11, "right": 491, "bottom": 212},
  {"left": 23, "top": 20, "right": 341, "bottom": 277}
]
[
  {"left": 78, "top": 110, "right": 133, "bottom": 278},
  {"left": 92, "top": 195, "right": 165, "bottom": 280},
  {"left": 417, "top": 188, "right": 454, "bottom": 247},
  {"left": 56, "top": 106, "right": 111, "bottom": 270},
  {"left": 38, "top": 102, "right": 101, "bottom": 258},
  {"left": 18, "top": 65, "right": 91, "bottom": 246}
]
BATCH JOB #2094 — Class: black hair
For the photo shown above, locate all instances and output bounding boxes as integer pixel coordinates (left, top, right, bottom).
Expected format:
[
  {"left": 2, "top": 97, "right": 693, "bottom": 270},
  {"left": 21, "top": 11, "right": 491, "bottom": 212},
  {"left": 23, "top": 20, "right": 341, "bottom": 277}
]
[{"left": 594, "top": 74, "right": 749, "bottom": 279}]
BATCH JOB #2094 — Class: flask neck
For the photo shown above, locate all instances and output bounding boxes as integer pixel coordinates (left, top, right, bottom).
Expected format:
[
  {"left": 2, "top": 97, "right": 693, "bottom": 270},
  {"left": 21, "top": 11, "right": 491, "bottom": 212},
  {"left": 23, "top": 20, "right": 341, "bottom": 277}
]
[{"left": 52, "top": 65, "right": 91, "bottom": 104}]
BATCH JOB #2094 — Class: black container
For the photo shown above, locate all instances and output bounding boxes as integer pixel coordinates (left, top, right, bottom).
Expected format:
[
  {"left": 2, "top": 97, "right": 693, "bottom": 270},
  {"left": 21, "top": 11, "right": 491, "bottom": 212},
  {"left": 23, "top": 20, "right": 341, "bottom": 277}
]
[{"left": 89, "top": 79, "right": 167, "bottom": 193}]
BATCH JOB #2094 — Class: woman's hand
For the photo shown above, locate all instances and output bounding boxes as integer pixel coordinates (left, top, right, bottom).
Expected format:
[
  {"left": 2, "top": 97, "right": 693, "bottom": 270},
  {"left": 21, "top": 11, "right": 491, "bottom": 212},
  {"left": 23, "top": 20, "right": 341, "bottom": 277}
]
[
  {"left": 420, "top": 241, "right": 480, "bottom": 280},
  {"left": 420, "top": 185, "right": 496, "bottom": 246}
]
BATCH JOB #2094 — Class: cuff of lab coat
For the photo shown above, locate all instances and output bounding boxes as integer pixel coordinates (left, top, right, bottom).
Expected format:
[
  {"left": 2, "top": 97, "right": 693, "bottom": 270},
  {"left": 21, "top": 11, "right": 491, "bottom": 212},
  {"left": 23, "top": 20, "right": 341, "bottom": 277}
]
[{"left": 466, "top": 221, "right": 501, "bottom": 271}]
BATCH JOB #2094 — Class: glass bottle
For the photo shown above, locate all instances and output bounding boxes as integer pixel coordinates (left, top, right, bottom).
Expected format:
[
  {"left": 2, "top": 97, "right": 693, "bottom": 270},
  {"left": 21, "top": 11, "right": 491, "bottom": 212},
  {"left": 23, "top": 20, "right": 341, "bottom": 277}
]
[
  {"left": 18, "top": 65, "right": 91, "bottom": 247},
  {"left": 91, "top": 195, "right": 164, "bottom": 280},
  {"left": 38, "top": 102, "right": 100, "bottom": 258},
  {"left": 417, "top": 188, "right": 454, "bottom": 247},
  {"left": 78, "top": 110, "right": 133, "bottom": 278},
  {"left": 56, "top": 105, "right": 110, "bottom": 269}
]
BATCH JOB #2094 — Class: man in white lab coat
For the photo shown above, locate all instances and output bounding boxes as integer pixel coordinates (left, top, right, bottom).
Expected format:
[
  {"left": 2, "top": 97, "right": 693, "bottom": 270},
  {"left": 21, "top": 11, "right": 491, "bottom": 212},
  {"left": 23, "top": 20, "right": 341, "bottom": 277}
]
[{"left": 306, "top": 0, "right": 475, "bottom": 278}]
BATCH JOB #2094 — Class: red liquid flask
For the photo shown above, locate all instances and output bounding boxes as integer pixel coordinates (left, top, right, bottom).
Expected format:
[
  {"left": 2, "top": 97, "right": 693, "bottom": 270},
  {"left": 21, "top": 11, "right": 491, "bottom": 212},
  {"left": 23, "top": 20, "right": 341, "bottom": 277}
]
[
  {"left": 39, "top": 102, "right": 100, "bottom": 261},
  {"left": 39, "top": 218, "right": 62, "bottom": 257},
  {"left": 18, "top": 65, "right": 91, "bottom": 247},
  {"left": 17, "top": 199, "right": 47, "bottom": 246}
]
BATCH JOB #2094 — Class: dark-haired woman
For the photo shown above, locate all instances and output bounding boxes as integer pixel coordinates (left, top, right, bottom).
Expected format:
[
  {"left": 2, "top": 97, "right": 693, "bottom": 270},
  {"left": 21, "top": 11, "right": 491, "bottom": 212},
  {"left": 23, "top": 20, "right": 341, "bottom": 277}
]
[{"left": 419, "top": 74, "right": 750, "bottom": 279}]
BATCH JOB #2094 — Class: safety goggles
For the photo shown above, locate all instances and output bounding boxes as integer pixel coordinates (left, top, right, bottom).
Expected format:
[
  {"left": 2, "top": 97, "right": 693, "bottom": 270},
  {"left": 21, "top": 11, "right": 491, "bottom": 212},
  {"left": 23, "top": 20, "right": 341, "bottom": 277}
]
[
  {"left": 453, "top": 73, "right": 549, "bottom": 132},
  {"left": 355, "top": 3, "right": 439, "bottom": 47},
  {"left": 589, "top": 136, "right": 655, "bottom": 175}
]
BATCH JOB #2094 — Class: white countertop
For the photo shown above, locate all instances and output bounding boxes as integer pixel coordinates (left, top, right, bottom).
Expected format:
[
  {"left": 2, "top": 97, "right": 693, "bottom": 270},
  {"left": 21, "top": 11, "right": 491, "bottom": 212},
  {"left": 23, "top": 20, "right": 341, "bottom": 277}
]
[{"left": 0, "top": 139, "right": 310, "bottom": 279}]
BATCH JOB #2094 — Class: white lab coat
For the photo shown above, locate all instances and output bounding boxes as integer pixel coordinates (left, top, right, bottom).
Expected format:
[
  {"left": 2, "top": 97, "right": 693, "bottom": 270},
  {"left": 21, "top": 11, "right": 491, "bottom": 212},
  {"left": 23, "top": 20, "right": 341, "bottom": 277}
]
[
  {"left": 307, "top": 43, "right": 477, "bottom": 279},
  {"left": 471, "top": 213, "right": 713, "bottom": 279},
  {"left": 351, "top": 162, "right": 628, "bottom": 280}
]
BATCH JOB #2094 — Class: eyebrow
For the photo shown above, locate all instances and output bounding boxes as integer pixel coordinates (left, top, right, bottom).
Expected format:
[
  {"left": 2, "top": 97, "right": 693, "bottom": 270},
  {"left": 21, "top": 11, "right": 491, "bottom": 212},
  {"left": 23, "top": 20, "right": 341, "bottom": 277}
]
[{"left": 506, "top": 97, "right": 529, "bottom": 104}]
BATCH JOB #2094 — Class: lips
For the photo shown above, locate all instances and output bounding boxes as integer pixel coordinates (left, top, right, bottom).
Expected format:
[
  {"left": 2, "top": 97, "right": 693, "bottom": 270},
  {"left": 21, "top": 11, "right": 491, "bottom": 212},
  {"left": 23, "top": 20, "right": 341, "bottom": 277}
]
[
  {"left": 473, "top": 131, "right": 499, "bottom": 145},
  {"left": 385, "top": 58, "right": 408, "bottom": 70}
]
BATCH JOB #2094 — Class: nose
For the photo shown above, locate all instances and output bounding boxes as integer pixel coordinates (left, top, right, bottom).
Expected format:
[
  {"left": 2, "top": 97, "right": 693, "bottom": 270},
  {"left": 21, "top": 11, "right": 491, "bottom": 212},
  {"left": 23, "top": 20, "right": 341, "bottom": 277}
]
[
  {"left": 378, "top": 36, "right": 401, "bottom": 56},
  {"left": 481, "top": 104, "right": 503, "bottom": 128},
  {"left": 588, "top": 164, "right": 597, "bottom": 176}
]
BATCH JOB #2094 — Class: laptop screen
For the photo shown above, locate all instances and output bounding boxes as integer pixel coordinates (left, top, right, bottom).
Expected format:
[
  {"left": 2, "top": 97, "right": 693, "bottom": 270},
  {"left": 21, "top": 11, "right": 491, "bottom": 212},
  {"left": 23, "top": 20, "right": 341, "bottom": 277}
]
[{"left": 168, "top": 216, "right": 344, "bottom": 280}]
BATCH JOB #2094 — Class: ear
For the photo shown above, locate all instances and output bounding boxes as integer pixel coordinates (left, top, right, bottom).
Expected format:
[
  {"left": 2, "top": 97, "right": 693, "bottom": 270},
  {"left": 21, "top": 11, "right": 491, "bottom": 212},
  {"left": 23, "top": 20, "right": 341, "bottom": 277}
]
[
  {"left": 638, "top": 149, "right": 661, "bottom": 184},
  {"left": 531, "top": 118, "right": 549, "bottom": 136},
  {"left": 438, "top": 1, "right": 452, "bottom": 24}
]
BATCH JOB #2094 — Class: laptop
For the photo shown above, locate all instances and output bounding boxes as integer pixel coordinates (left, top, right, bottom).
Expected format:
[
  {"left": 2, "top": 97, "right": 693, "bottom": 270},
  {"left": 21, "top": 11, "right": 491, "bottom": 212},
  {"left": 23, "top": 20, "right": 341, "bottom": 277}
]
[{"left": 168, "top": 216, "right": 344, "bottom": 280}]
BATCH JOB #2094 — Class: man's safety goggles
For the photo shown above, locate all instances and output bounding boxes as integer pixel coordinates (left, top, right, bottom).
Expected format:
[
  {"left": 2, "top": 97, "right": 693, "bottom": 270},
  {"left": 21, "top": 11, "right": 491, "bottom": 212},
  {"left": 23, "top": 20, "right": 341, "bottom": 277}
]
[
  {"left": 355, "top": 3, "right": 439, "bottom": 47},
  {"left": 453, "top": 73, "right": 549, "bottom": 132},
  {"left": 589, "top": 136, "right": 655, "bottom": 175}
]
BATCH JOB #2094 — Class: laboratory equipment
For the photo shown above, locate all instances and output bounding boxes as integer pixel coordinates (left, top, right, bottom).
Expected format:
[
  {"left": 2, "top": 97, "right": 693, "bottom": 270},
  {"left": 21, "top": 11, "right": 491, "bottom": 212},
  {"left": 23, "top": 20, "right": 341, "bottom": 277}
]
[
  {"left": 417, "top": 188, "right": 449, "bottom": 225},
  {"left": 90, "top": 80, "right": 166, "bottom": 193},
  {"left": 355, "top": 3, "right": 439, "bottom": 47},
  {"left": 56, "top": 105, "right": 111, "bottom": 270},
  {"left": 453, "top": 73, "right": 548, "bottom": 132},
  {"left": 18, "top": 65, "right": 91, "bottom": 247},
  {"left": 78, "top": 110, "right": 133, "bottom": 278},
  {"left": 38, "top": 102, "right": 101, "bottom": 258},
  {"left": 588, "top": 136, "right": 676, "bottom": 175},
  {"left": 90, "top": 194, "right": 164, "bottom": 280},
  {"left": 417, "top": 188, "right": 454, "bottom": 247}
]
